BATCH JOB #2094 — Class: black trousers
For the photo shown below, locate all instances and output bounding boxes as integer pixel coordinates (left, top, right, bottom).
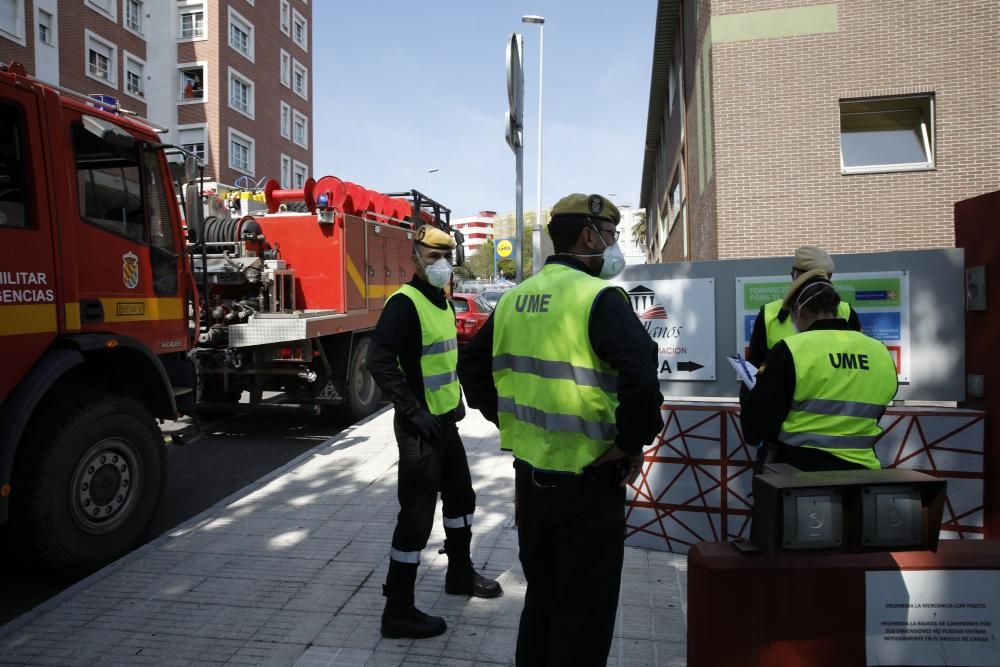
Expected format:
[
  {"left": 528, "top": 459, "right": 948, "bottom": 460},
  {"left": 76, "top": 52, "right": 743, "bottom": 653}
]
[
  {"left": 390, "top": 414, "right": 476, "bottom": 556},
  {"left": 514, "top": 461, "right": 626, "bottom": 667}
]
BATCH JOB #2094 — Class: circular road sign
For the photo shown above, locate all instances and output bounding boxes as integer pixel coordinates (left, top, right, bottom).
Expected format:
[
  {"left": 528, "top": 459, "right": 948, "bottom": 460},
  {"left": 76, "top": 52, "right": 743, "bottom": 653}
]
[{"left": 496, "top": 239, "right": 514, "bottom": 258}]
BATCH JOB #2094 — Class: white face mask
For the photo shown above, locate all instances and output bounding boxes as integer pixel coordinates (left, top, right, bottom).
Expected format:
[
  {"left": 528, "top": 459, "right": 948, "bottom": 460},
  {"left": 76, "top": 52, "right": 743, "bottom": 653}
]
[
  {"left": 418, "top": 255, "right": 453, "bottom": 288},
  {"left": 570, "top": 223, "right": 626, "bottom": 279}
]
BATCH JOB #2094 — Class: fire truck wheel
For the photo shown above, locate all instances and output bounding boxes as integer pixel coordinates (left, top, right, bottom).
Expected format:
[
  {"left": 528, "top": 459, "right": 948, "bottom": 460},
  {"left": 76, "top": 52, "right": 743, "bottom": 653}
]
[
  {"left": 345, "top": 337, "right": 382, "bottom": 420},
  {"left": 11, "top": 391, "right": 167, "bottom": 577}
]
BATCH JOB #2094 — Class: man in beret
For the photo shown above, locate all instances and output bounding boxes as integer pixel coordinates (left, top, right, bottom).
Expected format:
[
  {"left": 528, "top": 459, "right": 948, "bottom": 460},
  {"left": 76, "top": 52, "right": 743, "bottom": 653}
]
[
  {"left": 458, "top": 194, "right": 663, "bottom": 665},
  {"left": 745, "top": 245, "right": 862, "bottom": 370},
  {"left": 368, "top": 223, "right": 501, "bottom": 640}
]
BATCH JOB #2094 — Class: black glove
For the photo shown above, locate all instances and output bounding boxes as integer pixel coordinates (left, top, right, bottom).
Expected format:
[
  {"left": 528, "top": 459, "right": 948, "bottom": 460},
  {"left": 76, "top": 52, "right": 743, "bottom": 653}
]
[
  {"left": 408, "top": 409, "right": 442, "bottom": 441},
  {"left": 454, "top": 401, "right": 466, "bottom": 423}
]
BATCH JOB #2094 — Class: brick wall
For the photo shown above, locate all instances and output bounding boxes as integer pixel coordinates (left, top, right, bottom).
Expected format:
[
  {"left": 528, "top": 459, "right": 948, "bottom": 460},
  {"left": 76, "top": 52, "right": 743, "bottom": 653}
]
[
  {"left": 710, "top": 0, "right": 1000, "bottom": 259},
  {"left": 0, "top": 0, "right": 34, "bottom": 72}
]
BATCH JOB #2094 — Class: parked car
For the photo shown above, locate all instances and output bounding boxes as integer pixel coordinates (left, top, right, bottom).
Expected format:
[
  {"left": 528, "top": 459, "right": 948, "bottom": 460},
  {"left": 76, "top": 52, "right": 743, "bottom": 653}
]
[
  {"left": 452, "top": 292, "right": 493, "bottom": 344},
  {"left": 479, "top": 289, "right": 508, "bottom": 311}
]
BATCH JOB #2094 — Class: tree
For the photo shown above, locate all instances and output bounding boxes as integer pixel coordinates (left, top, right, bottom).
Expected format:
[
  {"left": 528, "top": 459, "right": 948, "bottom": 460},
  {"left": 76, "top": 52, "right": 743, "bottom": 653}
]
[
  {"left": 631, "top": 210, "right": 648, "bottom": 246},
  {"left": 464, "top": 239, "right": 496, "bottom": 280}
]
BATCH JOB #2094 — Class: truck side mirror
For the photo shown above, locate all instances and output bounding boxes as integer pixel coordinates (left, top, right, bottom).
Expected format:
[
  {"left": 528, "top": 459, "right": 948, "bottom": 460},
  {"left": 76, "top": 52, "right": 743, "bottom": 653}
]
[{"left": 184, "top": 155, "right": 199, "bottom": 183}]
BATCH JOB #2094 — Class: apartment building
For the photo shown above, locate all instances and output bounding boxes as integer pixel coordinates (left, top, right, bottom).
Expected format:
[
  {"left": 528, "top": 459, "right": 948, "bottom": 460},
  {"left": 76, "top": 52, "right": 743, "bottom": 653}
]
[
  {"left": 640, "top": 0, "right": 1000, "bottom": 262},
  {"left": 0, "top": 0, "right": 312, "bottom": 187},
  {"left": 452, "top": 210, "right": 497, "bottom": 256}
]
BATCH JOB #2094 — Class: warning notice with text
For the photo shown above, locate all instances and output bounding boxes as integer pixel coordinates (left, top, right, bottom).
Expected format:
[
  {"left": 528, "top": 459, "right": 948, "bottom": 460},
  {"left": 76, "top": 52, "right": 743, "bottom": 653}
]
[{"left": 866, "top": 571, "right": 1000, "bottom": 666}]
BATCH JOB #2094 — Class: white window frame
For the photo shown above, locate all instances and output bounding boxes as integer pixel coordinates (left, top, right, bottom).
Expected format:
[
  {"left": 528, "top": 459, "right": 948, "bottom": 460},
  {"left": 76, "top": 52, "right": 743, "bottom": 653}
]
[
  {"left": 227, "top": 5, "right": 255, "bottom": 63},
  {"left": 291, "top": 8, "right": 307, "bottom": 51},
  {"left": 1, "top": 0, "right": 26, "bottom": 47},
  {"left": 228, "top": 128, "right": 255, "bottom": 177},
  {"left": 292, "top": 109, "right": 308, "bottom": 149},
  {"left": 177, "top": 122, "right": 208, "bottom": 164},
  {"left": 280, "top": 101, "right": 291, "bottom": 140},
  {"left": 292, "top": 59, "right": 308, "bottom": 101},
  {"left": 123, "top": 51, "right": 146, "bottom": 101},
  {"left": 36, "top": 6, "right": 54, "bottom": 47},
  {"left": 280, "top": 154, "right": 292, "bottom": 187},
  {"left": 292, "top": 159, "right": 308, "bottom": 189},
  {"left": 177, "top": 1, "right": 206, "bottom": 42},
  {"left": 178, "top": 61, "right": 207, "bottom": 104},
  {"left": 85, "top": 0, "right": 116, "bottom": 22},
  {"left": 280, "top": 0, "right": 290, "bottom": 35},
  {"left": 124, "top": 0, "right": 143, "bottom": 37},
  {"left": 84, "top": 29, "right": 117, "bottom": 87},
  {"left": 227, "top": 66, "right": 255, "bottom": 120},
  {"left": 839, "top": 94, "right": 935, "bottom": 175},
  {"left": 279, "top": 49, "right": 291, "bottom": 88}
]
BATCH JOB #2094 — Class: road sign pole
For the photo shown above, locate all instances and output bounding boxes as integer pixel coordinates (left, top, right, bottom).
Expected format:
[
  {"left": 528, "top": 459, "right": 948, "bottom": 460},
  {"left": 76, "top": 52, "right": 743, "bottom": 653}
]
[
  {"left": 506, "top": 33, "right": 525, "bottom": 283},
  {"left": 515, "top": 143, "right": 523, "bottom": 283}
]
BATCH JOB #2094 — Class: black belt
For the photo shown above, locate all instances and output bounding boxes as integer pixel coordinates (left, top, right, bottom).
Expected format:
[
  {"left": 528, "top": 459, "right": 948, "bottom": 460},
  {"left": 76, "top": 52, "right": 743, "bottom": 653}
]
[{"left": 514, "top": 459, "right": 621, "bottom": 488}]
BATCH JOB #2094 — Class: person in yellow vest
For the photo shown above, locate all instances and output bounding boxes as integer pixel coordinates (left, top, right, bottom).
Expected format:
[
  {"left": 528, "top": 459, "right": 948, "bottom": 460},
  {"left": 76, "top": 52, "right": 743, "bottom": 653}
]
[
  {"left": 741, "top": 274, "right": 898, "bottom": 471},
  {"left": 367, "top": 224, "right": 501, "bottom": 640},
  {"left": 745, "top": 245, "right": 862, "bottom": 369},
  {"left": 458, "top": 194, "right": 664, "bottom": 666}
]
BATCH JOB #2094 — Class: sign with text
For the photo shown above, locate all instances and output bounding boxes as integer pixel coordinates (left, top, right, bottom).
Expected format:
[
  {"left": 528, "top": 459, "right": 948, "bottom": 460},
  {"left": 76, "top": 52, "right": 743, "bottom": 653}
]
[
  {"left": 616, "top": 278, "right": 716, "bottom": 381},
  {"left": 866, "top": 570, "right": 1000, "bottom": 666},
  {"left": 735, "top": 271, "right": 910, "bottom": 382}
]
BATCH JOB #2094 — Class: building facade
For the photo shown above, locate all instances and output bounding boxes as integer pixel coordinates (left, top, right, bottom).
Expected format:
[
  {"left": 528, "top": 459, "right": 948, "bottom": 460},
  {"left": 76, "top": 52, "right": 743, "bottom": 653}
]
[
  {"left": 1, "top": 0, "right": 312, "bottom": 187},
  {"left": 452, "top": 210, "right": 496, "bottom": 256},
  {"left": 640, "top": 0, "right": 1000, "bottom": 263}
]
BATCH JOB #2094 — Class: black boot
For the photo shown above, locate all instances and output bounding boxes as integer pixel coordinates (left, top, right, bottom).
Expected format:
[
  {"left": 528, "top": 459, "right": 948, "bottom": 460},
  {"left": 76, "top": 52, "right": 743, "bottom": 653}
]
[
  {"left": 443, "top": 527, "right": 503, "bottom": 599},
  {"left": 381, "top": 559, "right": 447, "bottom": 639}
]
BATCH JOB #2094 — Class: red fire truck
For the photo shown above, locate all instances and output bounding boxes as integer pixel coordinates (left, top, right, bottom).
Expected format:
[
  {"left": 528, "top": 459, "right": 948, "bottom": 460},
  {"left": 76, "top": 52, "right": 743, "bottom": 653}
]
[{"left": 0, "top": 62, "right": 463, "bottom": 575}]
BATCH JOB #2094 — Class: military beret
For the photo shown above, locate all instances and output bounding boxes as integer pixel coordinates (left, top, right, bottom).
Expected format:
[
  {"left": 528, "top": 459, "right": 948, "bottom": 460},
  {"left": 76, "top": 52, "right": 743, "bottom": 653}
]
[
  {"left": 549, "top": 193, "right": 621, "bottom": 225},
  {"left": 793, "top": 245, "right": 835, "bottom": 274},
  {"left": 415, "top": 224, "right": 456, "bottom": 249}
]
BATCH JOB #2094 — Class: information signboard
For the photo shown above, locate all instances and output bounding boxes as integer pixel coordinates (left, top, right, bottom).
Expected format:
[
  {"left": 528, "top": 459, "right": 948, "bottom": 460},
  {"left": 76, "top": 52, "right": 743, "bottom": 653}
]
[
  {"left": 735, "top": 271, "right": 910, "bottom": 382},
  {"left": 617, "top": 278, "right": 717, "bottom": 381}
]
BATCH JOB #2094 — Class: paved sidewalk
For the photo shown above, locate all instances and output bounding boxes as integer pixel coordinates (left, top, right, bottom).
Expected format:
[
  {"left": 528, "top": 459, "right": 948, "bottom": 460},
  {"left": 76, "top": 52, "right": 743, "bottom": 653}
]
[{"left": 0, "top": 409, "right": 687, "bottom": 666}]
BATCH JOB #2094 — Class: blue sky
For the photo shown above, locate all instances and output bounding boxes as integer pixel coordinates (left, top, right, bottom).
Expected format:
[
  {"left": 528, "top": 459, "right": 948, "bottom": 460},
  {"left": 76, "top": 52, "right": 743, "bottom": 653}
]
[{"left": 312, "top": 1, "right": 657, "bottom": 218}]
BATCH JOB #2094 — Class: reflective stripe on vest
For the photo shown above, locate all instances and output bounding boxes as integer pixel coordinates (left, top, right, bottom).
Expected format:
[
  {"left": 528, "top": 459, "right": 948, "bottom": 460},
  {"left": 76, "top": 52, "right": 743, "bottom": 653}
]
[
  {"left": 387, "top": 284, "right": 461, "bottom": 415},
  {"left": 492, "top": 263, "right": 621, "bottom": 474},
  {"left": 763, "top": 298, "right": 852, "bottom": 349},
  {"left": 780, "top": 329, "right": 898, "bottom": 469}
]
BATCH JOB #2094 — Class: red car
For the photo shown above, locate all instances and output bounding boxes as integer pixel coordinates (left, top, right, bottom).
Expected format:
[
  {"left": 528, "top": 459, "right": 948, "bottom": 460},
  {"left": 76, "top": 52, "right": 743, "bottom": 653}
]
[{"left": 452, "top": 292, "right": 493, "bottom": 344}]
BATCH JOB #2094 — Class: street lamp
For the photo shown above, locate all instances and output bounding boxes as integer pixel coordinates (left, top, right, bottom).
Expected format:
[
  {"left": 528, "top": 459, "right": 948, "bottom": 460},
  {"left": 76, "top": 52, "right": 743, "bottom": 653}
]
[
  {"left": 427, "top": 167, "right": 439, "bottom": 193},
  {"left": 522, "top": 15, "right": 544, "bottom": 275}
]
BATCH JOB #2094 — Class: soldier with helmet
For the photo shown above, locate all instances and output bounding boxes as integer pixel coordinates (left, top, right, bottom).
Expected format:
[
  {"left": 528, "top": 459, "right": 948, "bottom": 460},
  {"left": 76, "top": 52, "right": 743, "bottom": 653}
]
[
  {"left": 367, "top": 224, "right": 501, "bottom": 640},
  {"left": 459, "top": 194, "right": 663, "bottom": 666}
]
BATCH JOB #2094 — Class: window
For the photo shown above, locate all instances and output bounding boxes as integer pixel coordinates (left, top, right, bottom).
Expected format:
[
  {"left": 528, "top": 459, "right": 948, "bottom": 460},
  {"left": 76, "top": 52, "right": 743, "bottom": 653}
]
[
  {"left": 37, "top": 8, "right": 52, "bottom": 45},
  {"left": 280, "top": 49, "right": 291, "bottom": 87},
  {"left": 292, "top": 110, "right": 308, "bottom": 149},
  {"left": 178, "top": 3, "right": 205, "bottom": 40},
  {"left": 85, "top": 30, "right": 117, "bottom": 86},
  {"left": 669, "top": 170, "right": 682, "bottom": 223},
  {"left": 0, "top": 102, "right": 30, "bottom": 229},
  {"left": 125, "top": 0, "right": 142, "bottom": 35},
  {"left": 124, "top": 53, "right": 145, "bottom": 99},
  {"left": 179, "top": 63, "right": 205, "bottom": 102},
  {"left": 280, "top": 0, "right": 290, "bottom": 35},
  {"left": 73, "top": 117, "right": 143, "bottom": 241},
  {"left": 228, "top": 68, "right": 254, "bottom": 119},
  {"left": 177, "top": 125, "right": 206, "bottom": 162},
  {"left": 1, "top": 0, "right": 25, "bottom": 45},
  {"left": 143, "top": 148, "right": 178, "bottom": 295},
  {"left": 291, "top": 8, "right": 307, "bottom": 51},
  {"left": 228, "top": 129, "right": 254, "bottom": 175},
  {"left": 292, "top": 59, "right": 308, "bottom": 100},
  {"left": 228, "top": 6, "right": 254, "bottom": 62},
  {"left": 840, "top": 95, "right": 934, "bottom": 173},
  {"left": 292, "top": 160, "right": 308, "bottom": 188},
  {"left": 280, "top": 101, "right": 291, "bottom": 139},
  {"left": 85, "top": 0, "right": 115, "bottom": 21},
  {"left": 280, "top": 154, "right": 291, "bottom": 187}
]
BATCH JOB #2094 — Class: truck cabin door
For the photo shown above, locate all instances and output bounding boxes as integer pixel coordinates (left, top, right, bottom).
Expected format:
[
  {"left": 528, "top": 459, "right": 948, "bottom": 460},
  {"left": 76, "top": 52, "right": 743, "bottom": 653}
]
[
  {"left": 0, "top": 86, "right": 57, "bottom": 394},
  {"left": 67, "top": 112, "right": 186, "bottom": 352}
]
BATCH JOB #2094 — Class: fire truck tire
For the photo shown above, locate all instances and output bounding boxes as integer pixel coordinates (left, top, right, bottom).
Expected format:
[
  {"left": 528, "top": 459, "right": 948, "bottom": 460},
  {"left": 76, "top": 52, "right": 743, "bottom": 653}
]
[
  {"left": 344, "top": 337, "right": 382, "bottom": 420},
  {"left": 11, "top": 391, "right": 167, "bottom": 577}
]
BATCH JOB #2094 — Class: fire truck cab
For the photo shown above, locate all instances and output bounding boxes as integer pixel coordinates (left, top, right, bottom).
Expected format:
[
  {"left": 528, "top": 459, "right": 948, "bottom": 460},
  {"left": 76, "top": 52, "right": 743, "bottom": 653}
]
[{"left": 0, "top": 62, "right": 195, "bottom": 575}]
